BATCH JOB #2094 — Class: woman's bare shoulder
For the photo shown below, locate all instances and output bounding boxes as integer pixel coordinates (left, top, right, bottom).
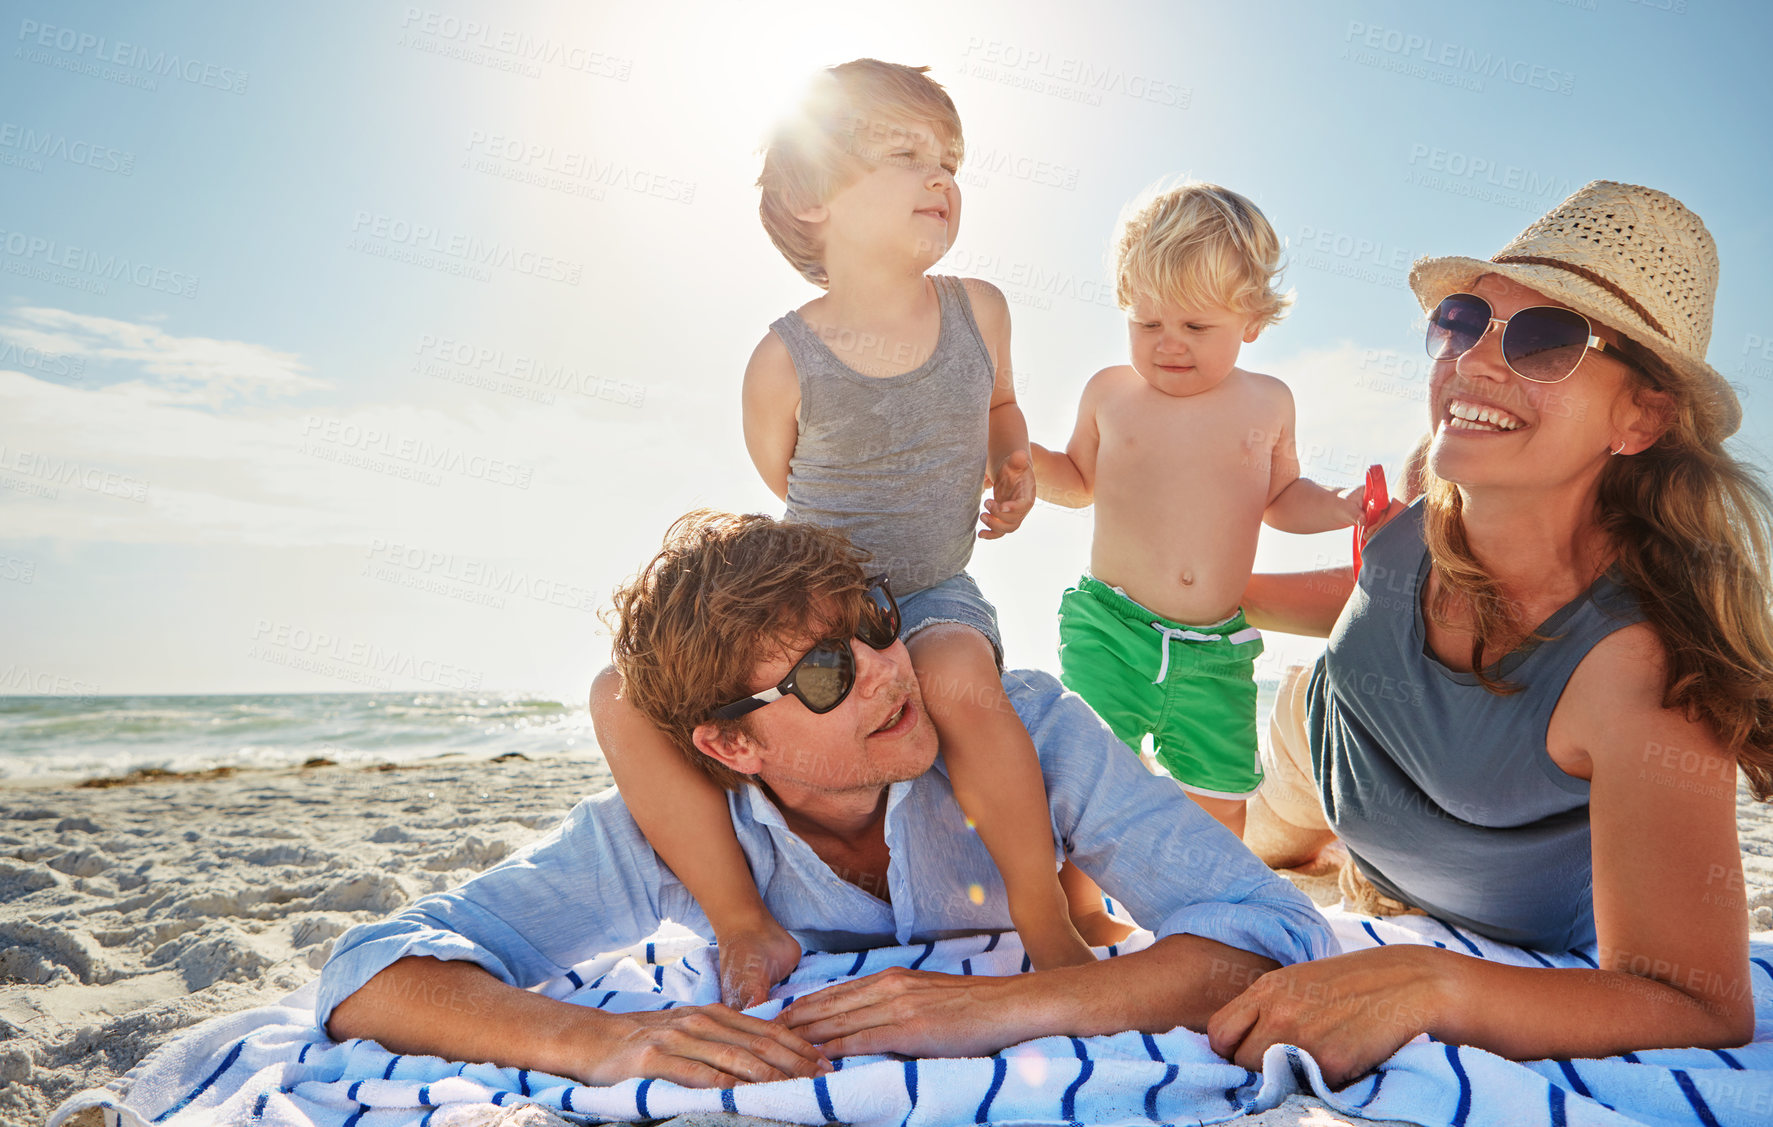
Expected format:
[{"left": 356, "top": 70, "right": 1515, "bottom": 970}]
[{"left": 1553, "top": 622, "right": 1733, "bottom": 781}]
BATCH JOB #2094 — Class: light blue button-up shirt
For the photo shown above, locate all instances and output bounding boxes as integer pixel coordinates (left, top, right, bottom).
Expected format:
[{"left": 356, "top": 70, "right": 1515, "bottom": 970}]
[{"left": 316, "top": 671, "right": 1338, "bottom": 1026}]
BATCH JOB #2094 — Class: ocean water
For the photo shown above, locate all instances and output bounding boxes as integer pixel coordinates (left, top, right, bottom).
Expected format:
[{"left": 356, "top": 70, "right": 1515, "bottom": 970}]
[
  {"left": 1256, "top": 680, "right": 1279, "bottom": 727},
  {"left": 0, "top": 682, "right": 1281, "bottom": 784},
  {"left": 0, "top": 692, "right": 598, "bottom": 782}
]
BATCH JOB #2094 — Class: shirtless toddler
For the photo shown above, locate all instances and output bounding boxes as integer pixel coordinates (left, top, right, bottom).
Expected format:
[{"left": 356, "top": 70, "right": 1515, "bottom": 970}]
[{"left": 1032, "top": 182, "right": 1360, "bottom": 835}]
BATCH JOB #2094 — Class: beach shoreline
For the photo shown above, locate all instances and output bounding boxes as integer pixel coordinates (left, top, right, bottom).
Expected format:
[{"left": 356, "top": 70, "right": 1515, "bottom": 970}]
[{"left": 4, "top": 753, "right": 1770, "bottom": 1127}]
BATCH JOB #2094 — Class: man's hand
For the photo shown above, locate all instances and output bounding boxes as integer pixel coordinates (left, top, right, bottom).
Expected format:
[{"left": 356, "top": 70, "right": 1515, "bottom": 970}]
[
  {"left": 329, "top": 956, "right": 830, "bottom": 1091},
  {"left": 779, "top": 967, "right": 1032, "bottom": 1058},
  {"left": 1206, "top": 946, "right": 1451, "bottom": 1089},
  {"left": 578, "top": 1003, "right": 832, "bottom": 1088},
  {"left": 980, "top": 449, "right": 1035, "bottom": 539}
]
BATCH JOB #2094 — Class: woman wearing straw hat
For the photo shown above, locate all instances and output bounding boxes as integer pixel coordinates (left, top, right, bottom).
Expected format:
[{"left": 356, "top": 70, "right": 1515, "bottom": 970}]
[{"left": 1210, "top": 181, "right": 1772, "bottom": 1084}]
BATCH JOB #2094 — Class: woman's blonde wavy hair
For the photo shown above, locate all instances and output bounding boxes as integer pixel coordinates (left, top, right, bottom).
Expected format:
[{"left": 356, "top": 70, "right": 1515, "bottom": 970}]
[{"left": 1423, "top": 341, "right": 1773, "bottom": 799}]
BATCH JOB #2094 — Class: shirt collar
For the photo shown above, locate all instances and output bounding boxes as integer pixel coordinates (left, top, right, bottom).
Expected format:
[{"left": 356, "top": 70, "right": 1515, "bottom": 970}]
[{"left": 734, "top": 777, "right": 920, "bottom": 840}]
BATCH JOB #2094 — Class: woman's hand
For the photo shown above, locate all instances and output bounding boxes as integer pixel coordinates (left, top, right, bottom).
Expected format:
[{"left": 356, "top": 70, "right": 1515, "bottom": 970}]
[{"left": 1207, "top": 946, "right": 1458, "bottom": 1089}]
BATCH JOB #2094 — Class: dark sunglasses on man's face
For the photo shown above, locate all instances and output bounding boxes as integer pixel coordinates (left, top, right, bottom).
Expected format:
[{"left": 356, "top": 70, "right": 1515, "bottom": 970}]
[
  {"left": 1425, "top": 292, "right": 1627, "bottom": 384},
  {"left": 709, "top": 577, "right": 901, "bottom": 721}
]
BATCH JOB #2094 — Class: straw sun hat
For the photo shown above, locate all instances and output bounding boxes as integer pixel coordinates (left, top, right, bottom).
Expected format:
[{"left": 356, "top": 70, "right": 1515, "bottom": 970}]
[{"left": 1408, "top": 179, "right": 1741, "bottom": 442}]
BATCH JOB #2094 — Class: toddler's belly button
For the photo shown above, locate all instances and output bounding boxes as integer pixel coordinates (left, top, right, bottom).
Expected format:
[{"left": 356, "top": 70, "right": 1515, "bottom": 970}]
[{"left": 1178, "top": 570, "right": 1194, "bottom": 587}]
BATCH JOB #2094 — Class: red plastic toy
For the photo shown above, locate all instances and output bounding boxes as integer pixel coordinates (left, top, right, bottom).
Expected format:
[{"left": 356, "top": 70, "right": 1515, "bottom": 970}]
[{"left": 1352, "top": 463, "right": 1389, "bottom": 576}]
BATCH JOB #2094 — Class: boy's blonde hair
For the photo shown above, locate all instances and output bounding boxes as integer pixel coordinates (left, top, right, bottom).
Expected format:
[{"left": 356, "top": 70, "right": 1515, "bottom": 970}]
[
  {"left": 757, "top": 59, "right": 965, "bottom": 287},
  {"left": 1114, "top": 180, "right": 1293, "bottom": 329}
]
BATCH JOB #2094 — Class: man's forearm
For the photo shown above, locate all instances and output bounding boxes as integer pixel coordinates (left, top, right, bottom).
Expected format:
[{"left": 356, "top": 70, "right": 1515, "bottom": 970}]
[
  {"left": 332, "top": 954, "right": 833, "bottom": 1088},
  {"left": 1015, "top": 934, "right": 1278, "bottom": 1037},
  {"left": 780, "top": 935, "right": 1280, "bottom": 1061},
  {"left": 327, "top": 956, "right": 599, "bottom": 1080}
]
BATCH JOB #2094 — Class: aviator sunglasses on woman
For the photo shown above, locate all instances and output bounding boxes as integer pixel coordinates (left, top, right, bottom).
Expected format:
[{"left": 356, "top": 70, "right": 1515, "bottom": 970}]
[
  {"left": 1426, "top": 291, "right": 1629, "bottom": 383},
  {"left": 710, "top": 576, "right": 901, "bottom": 720}
]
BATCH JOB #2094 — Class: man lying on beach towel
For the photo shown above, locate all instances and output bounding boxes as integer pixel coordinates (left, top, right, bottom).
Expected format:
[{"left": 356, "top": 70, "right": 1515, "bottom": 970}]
[
  {"left": 52, "top": 912, "right": 1773, "bottom": 1127},
  {"left": 48, "top": 508, "right": 1773, "bottom": 1127},
  {"left": 314, "top": 509, "right": 1337, "bottom": 1088}
]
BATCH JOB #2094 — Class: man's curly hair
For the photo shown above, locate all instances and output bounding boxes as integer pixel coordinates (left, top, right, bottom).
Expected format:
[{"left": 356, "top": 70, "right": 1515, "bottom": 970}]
[{"left": 606, "top": 510, "right": 871, "bottom": 789}]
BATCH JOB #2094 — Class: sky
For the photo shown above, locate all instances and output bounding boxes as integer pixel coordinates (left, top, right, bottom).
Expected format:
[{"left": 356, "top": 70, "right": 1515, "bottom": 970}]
[{"left": 1, "top": 0, "right": 1770, "bottom": 702}]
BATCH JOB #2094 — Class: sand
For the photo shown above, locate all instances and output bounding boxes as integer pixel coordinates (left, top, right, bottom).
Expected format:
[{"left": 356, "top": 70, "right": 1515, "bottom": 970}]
[
  {"left": 4, "top": 754, "right": 1771, "bottom": 1127},
  {"left": 1, "top": 754, "right": 594, "bottom": 1126}
]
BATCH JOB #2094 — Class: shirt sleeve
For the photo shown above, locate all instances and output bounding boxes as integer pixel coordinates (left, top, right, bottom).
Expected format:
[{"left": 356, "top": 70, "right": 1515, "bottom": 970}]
[
  {"left": 1010, "top": 670, "right": 1340, "bottom": 966},
  {"left": 313, "top": 787, "right": 677, "bottom": 1029}
]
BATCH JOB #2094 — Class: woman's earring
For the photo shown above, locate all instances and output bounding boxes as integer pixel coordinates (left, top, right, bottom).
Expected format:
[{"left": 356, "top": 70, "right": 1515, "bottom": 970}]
[{"left": 1609, "top": 441, "right": 1626, "bottom": 456}]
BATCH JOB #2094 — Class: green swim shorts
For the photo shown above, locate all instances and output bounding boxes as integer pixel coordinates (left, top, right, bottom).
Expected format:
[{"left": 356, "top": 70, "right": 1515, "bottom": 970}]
[{"left": 1057, "top": 574, "right": 1265, "bottom": 798}]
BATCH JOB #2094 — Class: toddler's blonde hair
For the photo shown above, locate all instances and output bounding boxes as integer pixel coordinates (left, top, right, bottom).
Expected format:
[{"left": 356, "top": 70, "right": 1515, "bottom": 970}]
[
  {"left": 1114, "top": 180, "right": 1292, "bottom": 328},
  {"left": 757, "top": 59, "right": 964, "bottom": 287}
]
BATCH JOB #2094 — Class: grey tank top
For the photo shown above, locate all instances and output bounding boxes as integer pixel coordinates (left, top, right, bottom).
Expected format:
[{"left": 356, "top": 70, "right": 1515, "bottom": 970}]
[
  {"left": 771, "top": 275, "right": 994, "bottom": 595},
  {"left": 1308, "top": 501, "right": 1644, "bottom": 950}
]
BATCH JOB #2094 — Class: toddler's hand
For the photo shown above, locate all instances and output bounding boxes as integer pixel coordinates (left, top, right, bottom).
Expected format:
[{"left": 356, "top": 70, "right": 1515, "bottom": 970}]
[
  {"left": 980, "top": 449, "right": 1035, "bottom": 539},
  {"left": 717, "top": 921, "right": 804, "bottom": 1010},
  {"left": 1336, "top": 484, "right": 1366, "bottom": 528},
  {"left": 1360, "top": 498, "right": 1407, "bottom": 545}
]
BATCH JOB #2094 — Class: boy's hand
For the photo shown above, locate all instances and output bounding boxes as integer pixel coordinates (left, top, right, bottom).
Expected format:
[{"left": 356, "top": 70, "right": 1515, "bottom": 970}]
[
  {"left": 717, "top": 921, "right": 804, "bottom": 1010},
  {"left": 980, "top": 449, "right": 1035, "bottom": 539}
]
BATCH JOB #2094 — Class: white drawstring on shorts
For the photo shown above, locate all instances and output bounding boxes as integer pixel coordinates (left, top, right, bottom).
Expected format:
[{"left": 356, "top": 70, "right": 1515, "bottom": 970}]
[{"left": 1149, "top": 622, "right": 1263, "bottom": 684}]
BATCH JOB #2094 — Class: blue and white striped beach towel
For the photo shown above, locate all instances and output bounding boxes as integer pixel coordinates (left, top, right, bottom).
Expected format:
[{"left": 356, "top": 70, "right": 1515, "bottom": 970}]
[{"left": 51, "top": 909, "right": 1773, "bottom": 1127}]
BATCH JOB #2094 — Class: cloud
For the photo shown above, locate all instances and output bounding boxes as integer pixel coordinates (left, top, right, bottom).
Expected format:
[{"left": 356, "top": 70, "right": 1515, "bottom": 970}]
[
  {"left": 1266, "top": 338, "right": 1434, "bottom": 493},
  {"left": 0, "top": 366, "right": 693, "bottom": 550},
  {"left": 0, "top": 306, "right": 325, "bottom": 403}
]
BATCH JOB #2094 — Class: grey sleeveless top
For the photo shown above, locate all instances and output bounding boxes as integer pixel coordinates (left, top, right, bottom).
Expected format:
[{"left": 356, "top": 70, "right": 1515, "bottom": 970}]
[
  {"left": 770, "top": 275, "right": 994, "bottom": 595},
  {"left": 1308, "top": 501, "right": 1645, "bottom": 949}
]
